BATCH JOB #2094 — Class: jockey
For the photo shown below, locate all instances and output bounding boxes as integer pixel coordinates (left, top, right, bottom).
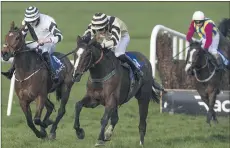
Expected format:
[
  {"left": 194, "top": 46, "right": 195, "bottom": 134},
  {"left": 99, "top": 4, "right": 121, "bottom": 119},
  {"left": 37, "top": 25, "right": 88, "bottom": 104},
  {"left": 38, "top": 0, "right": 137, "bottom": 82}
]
[
  {"left": 2, "top": 6, "right": 63, "bottom": 81},
  {"left": 186, "top": 11, "right": 224, "bottom": 70},
  {"left": 82, "top": 12, "right": 144, "bottom": 80}
]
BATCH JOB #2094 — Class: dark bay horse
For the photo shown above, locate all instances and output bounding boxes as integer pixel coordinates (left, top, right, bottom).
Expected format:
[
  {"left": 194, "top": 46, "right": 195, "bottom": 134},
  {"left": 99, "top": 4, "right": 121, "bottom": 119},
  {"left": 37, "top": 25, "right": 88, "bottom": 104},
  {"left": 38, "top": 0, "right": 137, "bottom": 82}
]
[
  {"left": 72, "top": 36, "right": 162, "bottom": 147},
  {"left": 1, "top": 22, "right": 74, "bottom": 139},
  {"left": 185, "top": 41, "right": 223, "bottom": 125},
  {"left": 217, "top": 18, "right": 230, "bottom": 65}
]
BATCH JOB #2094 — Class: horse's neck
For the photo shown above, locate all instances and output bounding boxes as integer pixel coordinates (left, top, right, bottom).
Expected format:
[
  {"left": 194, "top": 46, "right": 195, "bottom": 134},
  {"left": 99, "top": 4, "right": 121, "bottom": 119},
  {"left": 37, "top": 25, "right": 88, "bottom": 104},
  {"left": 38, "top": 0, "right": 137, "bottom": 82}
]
[
  {"left": 89, "top": 54, "right": 117, "bottom": 79},
  {"left": 196, "top": 55, "right": 215, "bottom": 78},
  {"left": 14, "top": 52, "right": 41, "bottom": 74}
]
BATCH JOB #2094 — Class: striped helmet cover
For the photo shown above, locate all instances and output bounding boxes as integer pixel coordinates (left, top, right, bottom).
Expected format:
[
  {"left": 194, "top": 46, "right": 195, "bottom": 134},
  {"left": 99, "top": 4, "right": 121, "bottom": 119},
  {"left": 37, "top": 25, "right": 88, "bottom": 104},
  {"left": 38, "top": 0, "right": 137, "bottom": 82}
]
[
  {"left": 91, "top": 13, "right": 109, "bottom": 30},
  {"left": 24, "top": 6, "right": 40, "bottom": 22}
]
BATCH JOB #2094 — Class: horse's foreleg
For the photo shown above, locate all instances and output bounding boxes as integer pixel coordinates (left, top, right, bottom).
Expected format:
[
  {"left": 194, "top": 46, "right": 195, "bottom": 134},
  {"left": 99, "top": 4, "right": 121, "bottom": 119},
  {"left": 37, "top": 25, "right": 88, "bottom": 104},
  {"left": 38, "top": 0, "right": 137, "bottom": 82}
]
[
  {"left": 74, "top": 95, "right": 99, "bottom": 140},
  {"left": 34, "top": 95, "right": 47, "bottom": 129},
  {"left": 208, "top": 90, "right": 218, "bottom": 125},
  {"left": 104, "top": 108, "right": 119, "bottom": 141},
  {"left": 42, "top": 98, "right": 55, "bottom": 126},
  {"left": 19, "top": 99, "right": 45, "bottom": 138},
  {"left": 96, "top": 99, "right": 115, "bottom": 146},
  {"left": 40, "top": 98, "right": 55, "bottom": 136},
  {"left": 49, "top": 86, "right": 70, "bottom": 140}
]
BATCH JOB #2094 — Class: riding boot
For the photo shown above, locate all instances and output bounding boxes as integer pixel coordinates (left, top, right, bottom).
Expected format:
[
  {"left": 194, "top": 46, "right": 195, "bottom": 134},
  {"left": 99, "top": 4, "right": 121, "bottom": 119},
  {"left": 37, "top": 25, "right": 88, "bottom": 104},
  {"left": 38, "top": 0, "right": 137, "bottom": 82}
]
[
  {"left": 214, "top": 54, "right": 224, "bottom": 71},
  {"left": 1, "top": 62, "right": 15, "bottom": 80},
  {"left": 118, "top": 54, "right": 144, "bottom": 80},
  {"left": 42, "top": 52, "right": 59, "bottom": 82}
]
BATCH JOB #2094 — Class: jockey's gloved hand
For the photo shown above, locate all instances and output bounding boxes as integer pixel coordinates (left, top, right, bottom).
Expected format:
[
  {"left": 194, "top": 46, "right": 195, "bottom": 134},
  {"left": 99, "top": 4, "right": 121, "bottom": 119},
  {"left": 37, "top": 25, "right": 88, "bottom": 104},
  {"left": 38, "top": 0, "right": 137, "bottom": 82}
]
[
  {"left": 38, "top": 38, "right": 52, "bottom": 46},
  {"left": 35, "top": 47, "right": 42, "bottom": 54}
]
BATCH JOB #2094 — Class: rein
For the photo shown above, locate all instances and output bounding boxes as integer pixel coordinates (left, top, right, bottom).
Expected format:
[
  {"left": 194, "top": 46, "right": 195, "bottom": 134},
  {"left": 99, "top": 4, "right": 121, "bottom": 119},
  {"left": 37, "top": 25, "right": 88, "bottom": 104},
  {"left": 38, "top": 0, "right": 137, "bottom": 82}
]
[{"left": 192, "top": 53, "right": 216, "bottom": 82}]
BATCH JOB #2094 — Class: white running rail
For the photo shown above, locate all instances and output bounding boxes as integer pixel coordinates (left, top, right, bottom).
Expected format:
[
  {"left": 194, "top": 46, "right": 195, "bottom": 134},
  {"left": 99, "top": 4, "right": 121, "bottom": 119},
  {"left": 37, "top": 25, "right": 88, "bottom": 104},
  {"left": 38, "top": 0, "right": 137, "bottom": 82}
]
[{"left": 150, "top": 25, "right": 198, "bottom": 77}]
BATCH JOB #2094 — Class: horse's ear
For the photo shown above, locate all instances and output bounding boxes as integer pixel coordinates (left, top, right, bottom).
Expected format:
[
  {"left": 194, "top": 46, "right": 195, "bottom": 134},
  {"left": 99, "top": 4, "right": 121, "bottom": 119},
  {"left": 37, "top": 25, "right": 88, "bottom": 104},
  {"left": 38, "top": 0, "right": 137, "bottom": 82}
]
[
  {"left": 10, "top": 21, "right": 15, "bottom": 31},
  {"left": 76, "top": 35, "right": 82, "bottom": 43},
  {"left": 20, "top": 20, "right": 26, "bottom": 31},
  {"left": 88, "top": 36, "right": 97, "bottom": 46}
]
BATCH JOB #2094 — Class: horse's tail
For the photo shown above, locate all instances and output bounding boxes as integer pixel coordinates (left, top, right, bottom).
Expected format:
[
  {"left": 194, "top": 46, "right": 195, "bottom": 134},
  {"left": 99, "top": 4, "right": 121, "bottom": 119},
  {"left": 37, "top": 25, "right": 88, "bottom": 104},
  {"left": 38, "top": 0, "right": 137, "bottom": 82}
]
[
  {"left": 151, "top": 77, "right": 164, "bottom": 104},
  {"left": 218, "top": 18, "right": 230, "bottom": 39}
]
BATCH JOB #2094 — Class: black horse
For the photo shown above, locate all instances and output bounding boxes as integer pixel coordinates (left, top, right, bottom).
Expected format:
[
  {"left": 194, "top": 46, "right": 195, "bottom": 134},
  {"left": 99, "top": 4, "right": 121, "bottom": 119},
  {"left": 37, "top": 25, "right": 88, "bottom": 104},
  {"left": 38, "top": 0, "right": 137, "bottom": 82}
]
[
  {"left": 72, "top": 36, "right": 164, "bottom": 146},
  {"left": 1, "top": 22, "right": 74, "bottom": 140},
  {"left": 185, "top": 41, "right": 223, "bottom": 125},
  {"left": 218, "top": 18, "right": 230, "bottom": 64}
]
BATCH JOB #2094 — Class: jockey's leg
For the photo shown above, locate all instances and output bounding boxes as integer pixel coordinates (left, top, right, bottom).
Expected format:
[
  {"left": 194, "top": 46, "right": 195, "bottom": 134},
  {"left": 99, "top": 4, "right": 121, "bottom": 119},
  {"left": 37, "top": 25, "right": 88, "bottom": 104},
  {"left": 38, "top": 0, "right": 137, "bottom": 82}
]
[
  {"left": 208, "top": 33, "right": 224, "bottom": 70},
  {"left": 118, "top": 54, "right": 144, "bottom": 79},
  {"left": 41, "top": 43, "right": 58, "bottom": 81},
  {"left": 115, "top": 33, "right": 144, "bottom": 79},
  {"left": 1, "top": 61, "right": 15, "bottom": 79}
]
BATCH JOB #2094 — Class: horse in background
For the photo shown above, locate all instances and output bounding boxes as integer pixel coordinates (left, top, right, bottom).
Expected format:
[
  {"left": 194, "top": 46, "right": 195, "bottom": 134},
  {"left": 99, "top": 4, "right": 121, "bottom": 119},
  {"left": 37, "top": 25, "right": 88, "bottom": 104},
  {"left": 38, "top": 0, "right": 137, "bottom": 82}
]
[
  {"left": 185, "top": 41, "right": 223, "bottom": 125},
  {"left": 217, "top": 18, "right": 230, "bottom": 68},
  {"left": 1, "top": 22, "right": 74, "bottom": 140}
]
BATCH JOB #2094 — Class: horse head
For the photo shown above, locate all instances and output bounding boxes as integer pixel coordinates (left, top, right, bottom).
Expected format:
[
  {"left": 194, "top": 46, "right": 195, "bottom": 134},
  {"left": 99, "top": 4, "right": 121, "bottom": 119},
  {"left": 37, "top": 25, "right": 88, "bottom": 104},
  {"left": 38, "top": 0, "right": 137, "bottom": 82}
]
[
  {"left": 73, "top": 35, "right": 104, "bottom": 82},
  {"left": 1, "top": 21, "right": 25, "bottom": 61},
  {"left": 185, "top": 40, "right": 207, "bottom": 73}
]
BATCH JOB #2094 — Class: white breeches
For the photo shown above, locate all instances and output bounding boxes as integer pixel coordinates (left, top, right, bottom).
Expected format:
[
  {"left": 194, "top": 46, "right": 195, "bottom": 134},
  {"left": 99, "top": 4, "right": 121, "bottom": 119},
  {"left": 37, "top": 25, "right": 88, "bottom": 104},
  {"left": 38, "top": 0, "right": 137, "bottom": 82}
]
[
  {"left": 113, "top": 32, "right": 130, "bottom": 57},
  {"left": 201, "top": 32, "right": 220, "bottom": 56}
]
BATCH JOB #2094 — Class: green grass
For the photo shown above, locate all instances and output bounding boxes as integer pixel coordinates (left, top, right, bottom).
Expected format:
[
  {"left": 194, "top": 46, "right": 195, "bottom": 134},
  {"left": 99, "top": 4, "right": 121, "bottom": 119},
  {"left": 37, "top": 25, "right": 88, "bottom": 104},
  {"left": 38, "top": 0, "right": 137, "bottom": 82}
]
[{"left": 1, "top": 2, "right": 230, "bottom": 148}]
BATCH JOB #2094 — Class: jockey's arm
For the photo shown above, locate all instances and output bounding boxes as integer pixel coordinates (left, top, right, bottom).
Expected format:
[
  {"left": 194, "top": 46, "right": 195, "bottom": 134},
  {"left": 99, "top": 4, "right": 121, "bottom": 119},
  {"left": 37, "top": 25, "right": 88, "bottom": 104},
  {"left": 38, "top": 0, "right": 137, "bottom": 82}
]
[
  {"left": 186, "top": 21, "right": 195, "bottom": 42},
  {"left": 83, "top": 23, "right": 95, "bottom": 38},
  {"left": 49, "top": 22, "right": 63, "bottom": 44},
  {"left": 101, "top": 22, "right": 121, "bottom": 49},
  {"left": 203, "top": 23, "right": 213, "bottom": 50}
]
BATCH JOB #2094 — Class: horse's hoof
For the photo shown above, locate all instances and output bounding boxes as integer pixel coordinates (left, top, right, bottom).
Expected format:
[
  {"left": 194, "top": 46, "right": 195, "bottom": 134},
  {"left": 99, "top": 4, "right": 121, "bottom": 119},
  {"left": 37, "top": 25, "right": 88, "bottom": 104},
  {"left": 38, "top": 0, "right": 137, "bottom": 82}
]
[
  {"left": 40, "top": 129, "right": 47, "bottom": 139},
  {"left": 104, "top": 133, "right": 112, "bottom": 141},
  {"left": 104, "top": 125, "right": 113, "bottom": 141},
  {"left": 139, "top": 141, "right": 144, "bottom": 147},
  {"left": 76, "top": 128, "right": 85, "bottom": 139},
  {"left": 213, "top": 119, "right": 219, "bottom": 124},
  {"left": 95, "top": 140, "right": 105, "bottom": 147},
  {"left": 48, "top": 132, "right": 56, "bottom": 140}
]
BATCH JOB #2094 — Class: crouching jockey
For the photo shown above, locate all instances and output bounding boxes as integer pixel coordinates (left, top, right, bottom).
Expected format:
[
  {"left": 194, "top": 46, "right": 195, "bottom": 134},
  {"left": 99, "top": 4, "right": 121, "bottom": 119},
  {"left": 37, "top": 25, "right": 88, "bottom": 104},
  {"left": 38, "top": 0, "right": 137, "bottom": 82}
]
[
  {"left": 186, "top": 11, "right": 224, "bottom": 71},
  {"left": 81, "top": 12, "right": 144, "bottom": 80}
]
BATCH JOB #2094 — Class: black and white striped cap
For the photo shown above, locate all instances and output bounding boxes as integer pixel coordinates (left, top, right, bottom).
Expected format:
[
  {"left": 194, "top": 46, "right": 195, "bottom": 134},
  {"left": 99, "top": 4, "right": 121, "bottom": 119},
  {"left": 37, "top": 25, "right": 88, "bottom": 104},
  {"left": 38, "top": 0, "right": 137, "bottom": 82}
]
[
  {"left": 91, "top": 13, "right": 108, "bottom": 30},
  {"left": 24, "top": 6, "right": 40, "bottom": 22}
]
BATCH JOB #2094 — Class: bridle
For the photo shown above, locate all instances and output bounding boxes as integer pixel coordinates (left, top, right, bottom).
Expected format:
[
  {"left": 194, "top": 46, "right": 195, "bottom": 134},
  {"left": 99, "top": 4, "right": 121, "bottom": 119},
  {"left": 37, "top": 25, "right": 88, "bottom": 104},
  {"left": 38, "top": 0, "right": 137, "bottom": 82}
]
[{"left": 77, "top": 47, "right": 104, "bottom": 74}]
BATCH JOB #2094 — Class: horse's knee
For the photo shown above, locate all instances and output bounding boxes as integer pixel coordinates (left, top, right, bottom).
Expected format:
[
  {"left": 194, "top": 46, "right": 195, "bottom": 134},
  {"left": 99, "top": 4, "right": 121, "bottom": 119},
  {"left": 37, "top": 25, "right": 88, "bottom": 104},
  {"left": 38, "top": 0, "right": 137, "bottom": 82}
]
[{"left": 34, "top": 117, "right": 41, "bottom": 125}]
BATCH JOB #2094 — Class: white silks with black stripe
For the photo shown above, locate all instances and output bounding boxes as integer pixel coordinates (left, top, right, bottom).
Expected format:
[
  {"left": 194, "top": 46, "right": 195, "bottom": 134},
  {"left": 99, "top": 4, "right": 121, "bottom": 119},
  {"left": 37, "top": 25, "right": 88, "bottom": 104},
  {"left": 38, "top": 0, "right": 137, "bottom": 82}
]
[
  {"left": 22, "top": 6, "right": 63, "bottom": 54},
  {"left": 83, "top": 13, "right": 130, "bottom": 57}
]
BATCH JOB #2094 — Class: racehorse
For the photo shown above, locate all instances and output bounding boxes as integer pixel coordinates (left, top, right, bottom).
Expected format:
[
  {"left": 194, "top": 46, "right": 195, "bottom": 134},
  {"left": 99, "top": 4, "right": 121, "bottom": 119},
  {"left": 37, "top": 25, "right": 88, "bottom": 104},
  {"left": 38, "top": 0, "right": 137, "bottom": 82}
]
[
  {"left": 185, "top": 41, "right": 223, "bottom": 125},
  {"left": 1, "top": 22, "right": 74, "bottom": 140},
  {"left": 72, "top": 36, "right": 162, "bottom": 146},
  {"left": 217, "top": 18, "right": 230, "bottom": 66}
]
